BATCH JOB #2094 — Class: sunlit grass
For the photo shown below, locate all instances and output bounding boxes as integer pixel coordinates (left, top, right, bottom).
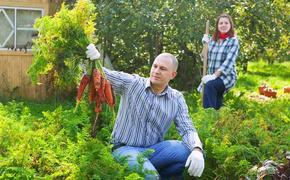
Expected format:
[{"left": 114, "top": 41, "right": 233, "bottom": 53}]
[{"left": 235, "top": 61, "right": 290, "bottom": 96}]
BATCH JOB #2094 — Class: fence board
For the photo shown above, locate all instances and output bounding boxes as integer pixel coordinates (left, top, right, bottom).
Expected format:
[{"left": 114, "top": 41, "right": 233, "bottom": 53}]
[{"left": 0, "top": 51, "right": 47, "bottom": 100}]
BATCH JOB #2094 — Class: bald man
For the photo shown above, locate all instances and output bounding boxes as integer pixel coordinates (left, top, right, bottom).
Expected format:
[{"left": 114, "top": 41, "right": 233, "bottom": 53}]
[{"left": 86, "top": 45, "right": 205, "bottom": 179}]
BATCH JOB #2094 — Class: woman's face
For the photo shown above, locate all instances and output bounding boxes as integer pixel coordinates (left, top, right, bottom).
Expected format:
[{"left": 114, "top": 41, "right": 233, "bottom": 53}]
[{"left": 218, "top": 17, "right": 231, "bottom": 34}]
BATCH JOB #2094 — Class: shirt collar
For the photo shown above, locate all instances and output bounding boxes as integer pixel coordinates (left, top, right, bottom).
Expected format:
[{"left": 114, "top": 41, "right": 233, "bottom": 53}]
[{"left": 145, "top": 78, "right": 169, "bottom": 96}]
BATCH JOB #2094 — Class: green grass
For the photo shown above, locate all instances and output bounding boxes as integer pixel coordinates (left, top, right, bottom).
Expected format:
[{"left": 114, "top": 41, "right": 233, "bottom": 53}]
[{"left": 235, "top": 61, "right": 290, "bottom": 95}]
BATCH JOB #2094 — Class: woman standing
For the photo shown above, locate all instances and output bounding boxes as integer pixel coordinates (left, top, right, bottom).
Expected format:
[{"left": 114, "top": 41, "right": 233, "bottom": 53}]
[{"left": 201, "top": 13, "right": 239, "bottom": 109}]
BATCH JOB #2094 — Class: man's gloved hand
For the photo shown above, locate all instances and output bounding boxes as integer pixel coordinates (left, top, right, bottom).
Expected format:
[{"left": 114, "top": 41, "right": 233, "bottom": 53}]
[
  {"left": 185, "top": 149, "right": 204, "bottom": 177},
  {"left": 201, "top": 74, "right": 217, "bottom": 84},
  {"left": 86, "top": 43, "right": 100, "bottom": 60},
  {"left": 202, "top": 34, "right": 210, "bottom": 44}
]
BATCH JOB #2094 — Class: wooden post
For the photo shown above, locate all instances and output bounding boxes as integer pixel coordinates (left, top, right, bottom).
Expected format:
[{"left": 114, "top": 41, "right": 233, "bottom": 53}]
[{"left": 201, "top": 20, "right": 210, "bottom": 105}]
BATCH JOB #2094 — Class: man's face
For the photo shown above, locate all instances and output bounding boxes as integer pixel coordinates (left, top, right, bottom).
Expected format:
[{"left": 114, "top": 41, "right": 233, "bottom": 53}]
[{"left": 150, "top": 55, "right": 177, "bottom": 87}]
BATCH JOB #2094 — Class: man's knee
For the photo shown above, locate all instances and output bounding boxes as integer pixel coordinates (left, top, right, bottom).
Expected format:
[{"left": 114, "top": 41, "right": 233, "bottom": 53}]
[
  {"left": 155, "top": 140, "right": 190, "bottom": 162},
  {"left": 112, "top": 146, "right": 159, "bottom": 178}
]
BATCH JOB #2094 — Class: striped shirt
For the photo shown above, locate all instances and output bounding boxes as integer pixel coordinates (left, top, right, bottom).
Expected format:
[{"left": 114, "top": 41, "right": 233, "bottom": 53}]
[
  {"left": 207, "top": 36, "right": 239, "bottom": 90},
  {"left": 103, "top": 68, "right": 202, "bottom": 151}
]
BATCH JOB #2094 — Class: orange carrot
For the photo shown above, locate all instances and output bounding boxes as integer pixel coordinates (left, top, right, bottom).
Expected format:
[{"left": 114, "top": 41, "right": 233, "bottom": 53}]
[
  {"left": 99, "top": 76, "right": 106, "bottom": 102},
  {"left": 104, "top": 79, "right": 115, "bottom": 107},
  {"left": 91, "top": 68, "right": 115, "bottom": 112},
  {"left": 95, "top": 95, "right": 102, "bottom": 113},
  {"left": 93, "top": 69, "right": 102, "bottom": 91},
  {"left": 77, "top": 74, "right": 90, "bottom": 102},
  {"left": 88, "top": 78, "right": 96, "bottom": 103}
]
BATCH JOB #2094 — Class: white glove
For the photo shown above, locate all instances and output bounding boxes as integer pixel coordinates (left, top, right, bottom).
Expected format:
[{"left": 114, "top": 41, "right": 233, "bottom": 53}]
[
  {"left": 86, "top": 43, "right": 100, "bottom": 60},
  {"left": 202, "top": 34, "right": 210, "bottom": 44},
  {"left": 185, "top": 149, "right": 205, "bottom": 177},
  {"left": 202, "top": 74, "right": 217, "bottom": 84},
  {"left": 197, "top": 82, "right": 202, "bottom": 93}
]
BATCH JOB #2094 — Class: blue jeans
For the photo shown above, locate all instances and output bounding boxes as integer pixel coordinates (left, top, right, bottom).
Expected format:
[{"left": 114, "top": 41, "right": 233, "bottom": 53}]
[
  {"left": 203, "top": 78, "right": 226, "bottom": 110},
  {"left": 112, "top": 140, "right": 191, "bottom": 179}
]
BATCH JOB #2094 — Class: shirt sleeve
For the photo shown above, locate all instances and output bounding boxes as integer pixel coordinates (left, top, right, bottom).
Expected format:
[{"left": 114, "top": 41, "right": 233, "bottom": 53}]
[
  {"left": 174, "top": 93, "right": 203, "bottom": 151},
  {"left": 102, "top": 67, "right": 137, "bottom": 95},
  {"left": 218, "top": 37, "right": 239, "bottom": 75}
]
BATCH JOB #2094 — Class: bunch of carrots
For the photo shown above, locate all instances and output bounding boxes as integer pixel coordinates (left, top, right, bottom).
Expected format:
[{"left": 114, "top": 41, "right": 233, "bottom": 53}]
[
  {"left": 74, "top": 64, "right": 115, "bottom": 113},
  {"left": 74, "top": 54, "right": 115, "bottom": 137}
]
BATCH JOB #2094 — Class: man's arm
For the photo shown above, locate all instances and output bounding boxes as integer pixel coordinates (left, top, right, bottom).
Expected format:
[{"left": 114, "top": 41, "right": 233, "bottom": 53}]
[
  {"left": 174, "top": 93, "right": 203, "bottom": 151},
  {"left": 102, "top": 67, "right": 138, "bottom": 95},
  {"left": 174, "top": 93, "right": 204, "bottom": 177},
  {"left": 86, "top": 44, "right": 137, "bottom": 95}
]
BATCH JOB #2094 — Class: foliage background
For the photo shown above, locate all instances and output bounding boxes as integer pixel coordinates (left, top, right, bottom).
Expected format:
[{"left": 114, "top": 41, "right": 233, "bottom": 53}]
[
  {"left": 91, "top": 0, "right": 289, "bottom": 90},
  {"left": 28, "top": 0, "right": 289, "bottom": 91}
]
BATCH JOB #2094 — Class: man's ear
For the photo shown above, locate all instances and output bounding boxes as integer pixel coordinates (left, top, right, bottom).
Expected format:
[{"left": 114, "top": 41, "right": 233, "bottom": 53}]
[{"left": 171, "top": 71, "right": 177, "bottom": 80}]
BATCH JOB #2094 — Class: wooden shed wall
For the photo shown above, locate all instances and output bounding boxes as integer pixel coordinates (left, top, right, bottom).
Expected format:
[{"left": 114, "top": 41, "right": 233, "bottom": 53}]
[
  {"left": 0, "top": 51, "right": 47, "bottom": 100},
  {"left": 0, "top": 0, "right": 63, "bottom": 100}
]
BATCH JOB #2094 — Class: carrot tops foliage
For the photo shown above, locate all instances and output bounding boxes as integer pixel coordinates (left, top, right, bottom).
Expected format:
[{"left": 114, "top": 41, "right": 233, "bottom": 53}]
[
  {"left": 0, "top": 100, "right": 141, "bottom": 179},
  {"left": 28, "top": 0, "right": 96, "bottom": 88}
]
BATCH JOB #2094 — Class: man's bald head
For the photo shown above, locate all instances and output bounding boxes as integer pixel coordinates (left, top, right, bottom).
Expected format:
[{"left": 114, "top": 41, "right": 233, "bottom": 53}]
[{"left": 155, "top": 53, "right": 178, "bottom": 72}]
